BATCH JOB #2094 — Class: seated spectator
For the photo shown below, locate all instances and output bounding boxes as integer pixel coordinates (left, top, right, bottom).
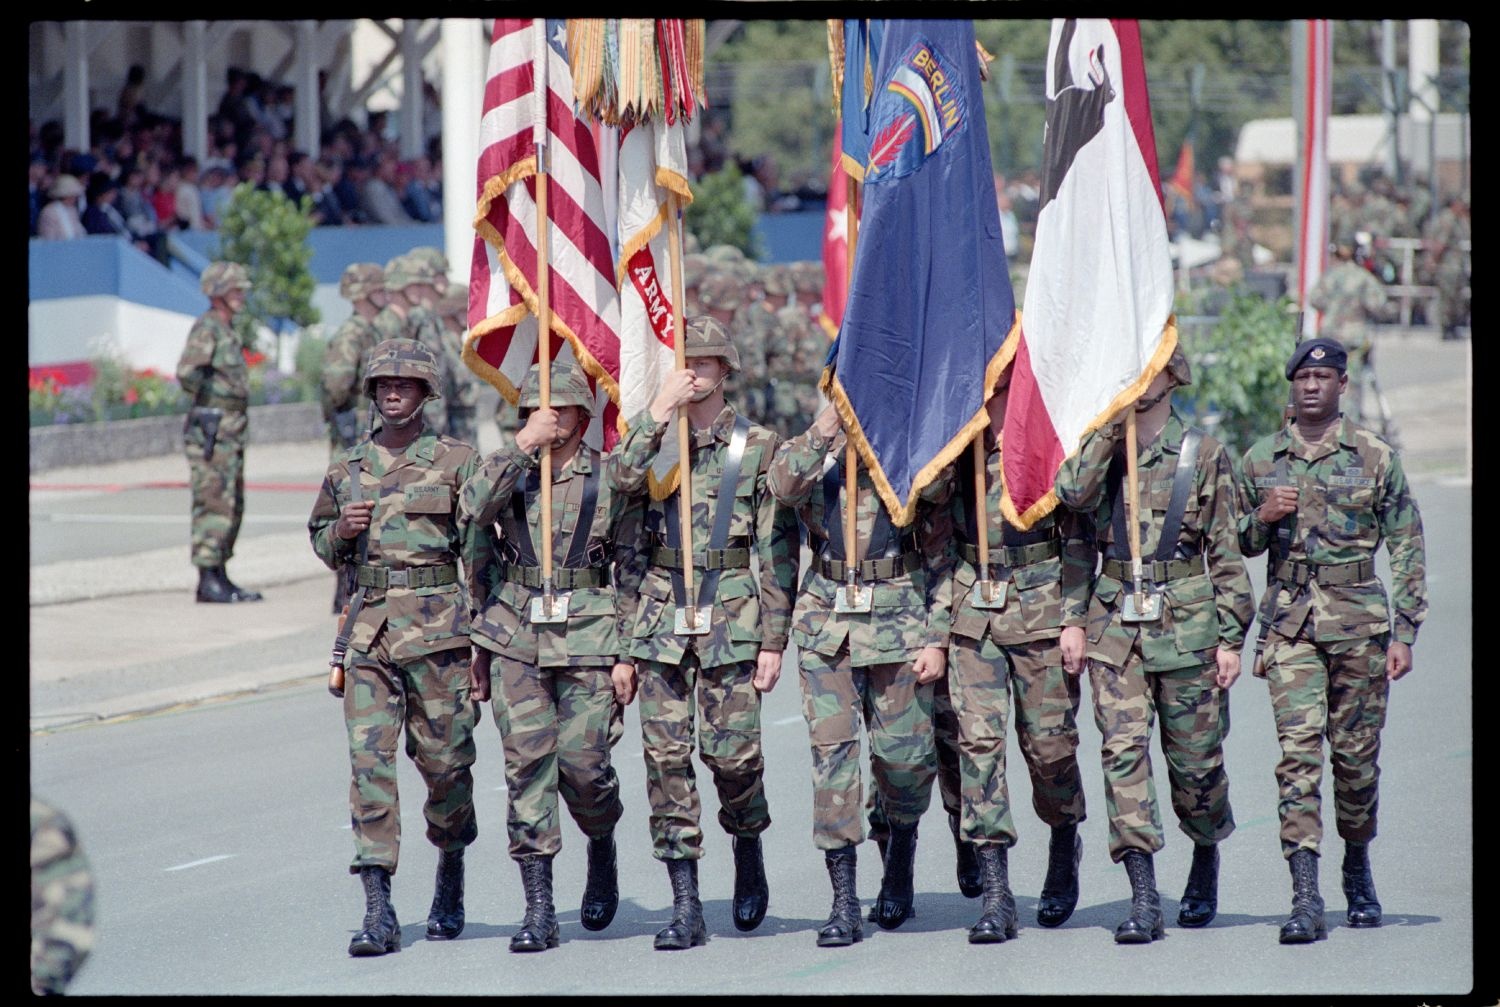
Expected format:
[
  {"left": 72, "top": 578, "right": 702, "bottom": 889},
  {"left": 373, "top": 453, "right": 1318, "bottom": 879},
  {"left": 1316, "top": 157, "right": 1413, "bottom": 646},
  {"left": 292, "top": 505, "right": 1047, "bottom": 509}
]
[
  {"left": 150, "top": 161, "right": 179, "bottom": 231},
  {"left": 360, "top": 153, "right": 414, "bottom": 224},
  {"left": 174, "top": 157, "right": 207, "bottom": 230},
  {"left": 118, "top": 165, "right": 166, "bottom": 261},
  {"left": 118, "top": 64, "right": 148, "bottom": 133},
  {"left": 199, "top": 165, "right": 234, "bottom": 228},
  {"left": 82, "top": 172, "right": 132, "bottom": 238},
  {"left": 333, "top": 157, "right": 369, "bottom": 224},
  {"left": 37, "top": 174, "right": 86, "bottom": 240},
  {"left": 260, "top": 152, "right": 292, "bottom": 200},
  {"left": 401, "top": 154, "right": 441, "bottom": 223},
  {"left": 29, "top": 158, "right": 50, "bottom": 236},
  {"left": 308, "top": 157, "right": 348, "bottom": 225}
]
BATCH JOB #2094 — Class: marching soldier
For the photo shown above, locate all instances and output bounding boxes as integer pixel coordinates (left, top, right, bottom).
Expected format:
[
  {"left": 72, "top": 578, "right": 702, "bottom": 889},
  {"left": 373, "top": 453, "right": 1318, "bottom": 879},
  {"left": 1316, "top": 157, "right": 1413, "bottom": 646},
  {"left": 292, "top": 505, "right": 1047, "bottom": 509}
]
[
  {"left": 1306, "top": 240, "right": 1388, "bottom": 427},
  {"left": 176, "top": 260, "right": 263, "bottom": 604},
  {"left": 30, "top": 795, "right": 95, "bottom": 995},
  {"left": 457, "top": 360, "right": 645, "bottom": 953},
  {"left": 1053, "top": 345, "right": 1254, "bottom": 944},
  {"left": 605, "top": 317, "right": 797, "bottom": 950},
  {"left": 941, "top": 367, "right": 1093, "bottom": 942},
  {"left": 768, "top": 404, "right": 955, "bottom": 947},
  {"left": 1235, "top": 337, "right": 1427, "bottom": 944},
  {"left": 308, "top": 340, "right": 484, "bottom": 957},
  {"left": 410, "top": 246, "right": 482, "bottom": 444},
  {"left": 1423, "top": 192, "right": 1470, "bottom": 340},
  {"left": 373, "top": 253, "right": 452, "bottom": 435}
]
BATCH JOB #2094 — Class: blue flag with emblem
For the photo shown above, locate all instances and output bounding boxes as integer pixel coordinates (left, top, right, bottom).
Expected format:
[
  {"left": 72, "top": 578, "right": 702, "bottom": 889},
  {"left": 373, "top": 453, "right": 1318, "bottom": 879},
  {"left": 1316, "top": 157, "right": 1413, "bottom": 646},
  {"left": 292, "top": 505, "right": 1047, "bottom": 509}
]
[
  {"left": 821, "top": 19, "right": 1018, "bottom": 525},
  {"left": 838, "top": 19, "right": 885, "bottom": 181}
]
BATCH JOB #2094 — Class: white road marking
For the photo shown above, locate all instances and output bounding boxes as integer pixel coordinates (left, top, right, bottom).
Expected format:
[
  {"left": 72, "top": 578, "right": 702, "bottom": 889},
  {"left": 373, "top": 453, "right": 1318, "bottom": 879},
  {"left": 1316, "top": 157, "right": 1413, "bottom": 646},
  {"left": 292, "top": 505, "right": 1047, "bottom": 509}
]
[
  {"left": 165, "top": 854, "right": 236, "bottom": 872},
  {"left": 773, "top": 715, "right": 804, "bottom": 726}
]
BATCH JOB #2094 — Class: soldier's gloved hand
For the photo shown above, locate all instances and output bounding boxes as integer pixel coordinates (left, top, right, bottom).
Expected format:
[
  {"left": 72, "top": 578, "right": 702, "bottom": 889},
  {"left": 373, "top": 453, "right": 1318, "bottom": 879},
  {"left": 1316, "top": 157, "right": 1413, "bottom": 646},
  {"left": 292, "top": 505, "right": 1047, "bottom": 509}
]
[
  {"left": 611, "top": 661, "right": 637, "bottom": 705},
  {"left": 753, "top": 650, "right": 782, "bottom": 693},
  {"left": 812, "top": 404, "right": 842, "bottom": 440},
  {"left": 650, "top": 370, "right": 698, "bottom": 423},
  {"left": 1213, "top": 646, "right": 1241, "bottom": 690},
  {"left": 1059, "top": 626, "right": 1086, "bottom": 675},
  {"left": 1386, "top": 641, "right": 1414, "bottom": 681},
  {"left": 335, "top": 499, "right": 376, "bottom": 540},
  {"left": 516, "top": 407, "right": 560, "bottom": 454},
  {"left": 469, "top": 647, "right": 492, "bottom": 702},
  {"left": 913, "top": 646, "right": 947, "bottom": 684},
  {"left": 1258, "top": 486, "right": 1299, "bottom": 524}
]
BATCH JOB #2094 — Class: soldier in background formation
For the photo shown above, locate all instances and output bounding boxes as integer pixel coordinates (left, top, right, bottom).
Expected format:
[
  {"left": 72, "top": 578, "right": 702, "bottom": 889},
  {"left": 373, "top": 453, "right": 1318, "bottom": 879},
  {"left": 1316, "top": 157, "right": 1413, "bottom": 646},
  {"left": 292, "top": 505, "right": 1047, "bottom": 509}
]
[
  {"left": 373, "top": 253, "right": 453, "bottom": 436},
  {"left": 607, "top": 317, "right": 797, "bottom": 950},
  {"left": 458, "top": 361, "right": 645, "bottom": 953},
  {"left": 176, "top": 261, "right": 263, "bottom": 604},
  {"left": 1306, "top": 240, "right": 1390, "bottom": 429},
  {"left": 1053, "top": 345, "right": 1254, "bottom": 944},
  {"left": 31, "top": 795, "right": 95, "bottom": 995},
  {"left": 308, "top": 339, "right": 484, "bottom": 958},
  {"left": 1423, "top": 191, "right": 1470, "bottom": 340},
  {"left": 408, "top": 246, "right": 483, "bottom": 444},
  {"left": 1235, "top": 336, "right": 1426, "bottom": 944}
]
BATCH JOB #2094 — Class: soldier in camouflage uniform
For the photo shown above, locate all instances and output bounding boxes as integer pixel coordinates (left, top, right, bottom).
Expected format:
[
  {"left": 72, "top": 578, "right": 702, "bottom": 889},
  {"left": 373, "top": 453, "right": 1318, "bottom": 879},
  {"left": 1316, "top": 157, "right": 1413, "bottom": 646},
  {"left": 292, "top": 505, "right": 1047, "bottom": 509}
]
[
  {"left": 606, "top": 316, "right": 797, "bottom": 950},
  {"left": 765, "top": 306, "right": 810, "bottom": 440},
  {"left": 941, "top": 370, "right": 1094, "bottom": 942},
  {"left": 30, "top": 795, "right": 95, "bottom": 995},
  {"left": 411, "top": 246, "right": 483, "bottom": 444},
  {"left": 699, "top": 270, "right": 756, "bottom": 424},
  {"left": 308, "top": 339, "right": 485, "bottom": 957},
  {"left": 437, "top": 281, "right": 484, "bottom": 444},
  {"left": 1235, "top": 336, "right": 1427, "bottom": 944},
  {"left": 1053, "top": 345, "right": 1254, "bottom": 943},
  {"left": 176, "top": 261, "right": 263, "bottom": 604},
  {"left": 372, "top": 254, "right": 453, "bottom": 435},
  {"left": 457, "top": 360, "right": 645, "bottom": 953},
  {"left": 1424, "top": 192, "right": 1470, "bottom": 340},
  {"left": 1306, "top": 241, "right": 1389, "bottom": 427},
  {"left": 682, "top": 252, "right": 707, "bottom": 318},
  {"left": 768, "top": 404, "right": 955, "bottom": 946}
]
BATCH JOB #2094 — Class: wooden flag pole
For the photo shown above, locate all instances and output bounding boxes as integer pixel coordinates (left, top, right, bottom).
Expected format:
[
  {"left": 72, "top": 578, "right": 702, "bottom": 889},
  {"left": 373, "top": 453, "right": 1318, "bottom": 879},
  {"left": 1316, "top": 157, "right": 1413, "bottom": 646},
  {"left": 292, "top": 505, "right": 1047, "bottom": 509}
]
[
  {"left": 667, "top": 191, "right": 697, "bottom": 626},
  {"left": 1125, "top": 409, "right": 1144, "bottom": 609},
  {"left": 536, "top": 144, "right": 557, "bottom": 616},
  {"left": 844, "top": 173, "right": 860, "bottom": 603},
  {"left": 974, "top": 435, "right": 991, "bottom": 597}
]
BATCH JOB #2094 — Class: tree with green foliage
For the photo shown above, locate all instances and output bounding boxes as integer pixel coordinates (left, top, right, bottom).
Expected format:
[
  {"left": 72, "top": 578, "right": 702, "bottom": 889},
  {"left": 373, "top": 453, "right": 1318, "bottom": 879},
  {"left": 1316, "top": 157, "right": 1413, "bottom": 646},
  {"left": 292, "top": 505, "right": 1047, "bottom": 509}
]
[
  {"left": 686, "top": 163, "right": 762, "bottom": 258},
  {"left": 1181, "top": 289, "right": 1299, "bottom": 454},
  {"left": 215, "top": 184, "right": 320, "bottom": 344}
]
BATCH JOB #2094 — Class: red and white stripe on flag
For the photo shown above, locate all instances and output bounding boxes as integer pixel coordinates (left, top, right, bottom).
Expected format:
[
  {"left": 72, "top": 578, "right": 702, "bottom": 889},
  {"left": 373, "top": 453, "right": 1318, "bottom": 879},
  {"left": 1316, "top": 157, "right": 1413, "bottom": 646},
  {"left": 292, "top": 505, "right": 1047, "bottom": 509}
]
[
  {"left": 999, "top": 18, "right": 1177, "bottom": 529},
  {"left": 464, "top": 17, "right": 623, "bottom": 447},
  {"left": 1297, "top": 20, "right": 1332, "bottom": 339},
  {"left": 819, "top": 126, "right": 849, "bottom": 340}
]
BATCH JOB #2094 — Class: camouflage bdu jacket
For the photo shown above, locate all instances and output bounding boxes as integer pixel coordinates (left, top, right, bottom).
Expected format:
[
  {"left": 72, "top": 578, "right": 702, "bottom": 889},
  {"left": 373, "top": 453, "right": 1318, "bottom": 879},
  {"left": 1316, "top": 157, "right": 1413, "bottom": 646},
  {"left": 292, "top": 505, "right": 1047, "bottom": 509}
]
[
  {"left": 1235, "top": 417, "right": 1427, "bottom": 645},
  {"left": 458, "top": 439, "right": 646, "bottom": 666},
  {"left": 176, "top": 312, "right": 249, "bottom": 442},
  {"left": 950, "top": 439, "right": 1092, "bottom": 645},
  {"left": 606, "top": 406, "right": 798, "bottom": 668},
  {"left": 1306, "top": 262, "right": 1387, "bottom": 348},
  {"left": 309, "top": 429, "right": 483, "bottom": 662},
  {"left": 321, "top": 313, "right": 382, "bottom": 423},
  {"left": 768, "top": 428, "right": 955, "bottom": 666},
  {"left": 372, "top": 305, "right": 452, "bottom": 432},
  {"left": 1054, "top": 409, "right": 1254, "bottom": 671},
  {"left": 30, "top": 797, "right": 94, "bottom": 996}
]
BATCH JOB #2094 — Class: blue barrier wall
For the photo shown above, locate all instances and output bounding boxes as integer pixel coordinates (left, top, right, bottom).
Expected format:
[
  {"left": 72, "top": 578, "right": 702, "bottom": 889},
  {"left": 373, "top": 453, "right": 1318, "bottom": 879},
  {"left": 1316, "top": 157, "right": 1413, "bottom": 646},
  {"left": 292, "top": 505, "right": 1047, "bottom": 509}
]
[
  {"left": 173, "top": 224, "right": 444, "bottom": 285},
  {"left": 30, "top": 236, "right": 207, "bottom": 315}
]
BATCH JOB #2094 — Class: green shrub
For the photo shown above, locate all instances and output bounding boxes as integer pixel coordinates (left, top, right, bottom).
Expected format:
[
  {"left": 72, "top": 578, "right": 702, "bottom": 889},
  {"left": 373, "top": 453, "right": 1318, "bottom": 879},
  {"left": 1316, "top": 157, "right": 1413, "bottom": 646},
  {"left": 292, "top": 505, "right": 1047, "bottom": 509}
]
[
  {"left": 686, "top": 165, "right": 762, "bottom": 258},
  {"left": 215, "top": 184, "right": 320, "bottom": 345},
  {"left": 1182, "top": 289, "right": 1298, "bottom": 454}
]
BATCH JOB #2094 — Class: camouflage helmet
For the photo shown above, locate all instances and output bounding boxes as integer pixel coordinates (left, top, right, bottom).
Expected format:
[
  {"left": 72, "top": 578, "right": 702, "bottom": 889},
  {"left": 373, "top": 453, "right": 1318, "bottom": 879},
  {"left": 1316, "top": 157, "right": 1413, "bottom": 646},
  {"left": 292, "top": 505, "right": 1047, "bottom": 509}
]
[
  {"left": 735, "top": 258, "right": 761, "bottom": 288},
  {"left": 682, "top": 253, "right": 708, "bottom": 291},
  {"left": 517, "top": 359, "right": 594, "bottom": 416},
  {"left": 363, "top": 339, "right": 441, "bottom": 401},
  {"left": 683, "top": 315, "right": 741, "bottom": 373},
  {"left": 383, "top": 254, "right": 425, "bottom": 291},
  {"left": 339, "top": 262, "right": 384, "bottom": 301},
  {"left": 761, "top": 263, "right": 794, "bottom": 297},
  {"left": 683, "top": 230, "right": 702, "bottom": 254},
  {"left": 201, "top": 261, "right": 251, "bottom": 298},
  {"left": 704, "top": 243, "right": 746, "bottom": 265},
  {"left": 410, "top": 246, "right": 449, "bottom": 277},
  {"left": 438, "top": 283, "right": 469, "bottom": 319},
  {"left": 697, "top": 271, "right": 744, "bottom": 311},
  {"left": 1164, "top": 342, "right": 1192, "bottom": 387},
  {"left": 792, "top": 260, "right": 824, "bottom": 294}
]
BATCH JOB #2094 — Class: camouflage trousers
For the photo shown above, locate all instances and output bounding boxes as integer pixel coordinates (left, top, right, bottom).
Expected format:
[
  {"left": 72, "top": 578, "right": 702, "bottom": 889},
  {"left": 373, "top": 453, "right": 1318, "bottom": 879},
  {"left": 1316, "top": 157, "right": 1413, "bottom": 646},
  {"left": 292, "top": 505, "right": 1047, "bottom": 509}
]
[
  {"left": 943, "top": 636, "right": 1088, "bottom": 847},
  {"left": 799, "top": 649, "right": 937, "bottom": 851},
  {"left": 866, "top": 672, "right": 961, "bottom": 847},
  {"left": 491, "top": 657, "right": 625, "bottom": 859},
  {"left": 344, "top": 639, "right": 478, "bottom": 874},
  {"left": 185, "top": 427, "right": 245, "bottom": 568},
  {"left": 1087, "top": 654, "right": 1235, "bottom": 862},
  {"left": 1436, "top": 257, "right": 1469, "bottom": 328},
  {"left": 1264, "top": 632, "right": 1389, "bottom": 858},
  {"left": 638, "top": 652, "right": 770, "bottom": 861}
]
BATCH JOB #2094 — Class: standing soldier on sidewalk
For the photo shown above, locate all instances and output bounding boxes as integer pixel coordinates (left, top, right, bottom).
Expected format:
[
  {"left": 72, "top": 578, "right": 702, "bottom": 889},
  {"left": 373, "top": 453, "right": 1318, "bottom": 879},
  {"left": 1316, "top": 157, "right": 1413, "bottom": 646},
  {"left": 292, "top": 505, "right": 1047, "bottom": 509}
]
[
  {"left": 767, "top": 404, "right": 954, "bottom": 947},
  {"left": 1423, "top": 192, "right": 1470, "bottom": 341},
  {"left": 942, "top": 366, "right": 1093, "bottom": 942},
  {"left": 1305, "top": 240, "right": 1389, "bottom": 427},
  {"left": 457, "top": 360, "right": 645, "bottom": 954},
  {"left": 308, "top": 339, "right": 484, "bottom": 958},
  {"left": 1235, "top": 337, "right": 1427, "bottom": 944},
  {"left": 176, "top": 260, "right": 263, "bottom": 604},
  {"left": 373, "top": 254, "right": 452, "bottom": 435},
  {"left": 606, "top": 317, "right": 797, "bottom": 950},
  {"left": 1053, "top": 345, "right": 1254, "bottom": 944}
]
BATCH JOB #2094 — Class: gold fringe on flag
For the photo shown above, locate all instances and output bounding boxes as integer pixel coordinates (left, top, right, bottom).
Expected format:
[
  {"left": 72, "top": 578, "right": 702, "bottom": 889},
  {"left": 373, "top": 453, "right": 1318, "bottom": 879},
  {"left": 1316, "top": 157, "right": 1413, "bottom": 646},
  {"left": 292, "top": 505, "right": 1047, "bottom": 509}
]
[
  {"left": 975, "top": 39, "right": 995, "bottom": 82},
  {"left": 567, "top": 20, "right": 606, "bottom": 112},
  {"left": 827, "top": 19, "right": 845, "bottom": 117}
]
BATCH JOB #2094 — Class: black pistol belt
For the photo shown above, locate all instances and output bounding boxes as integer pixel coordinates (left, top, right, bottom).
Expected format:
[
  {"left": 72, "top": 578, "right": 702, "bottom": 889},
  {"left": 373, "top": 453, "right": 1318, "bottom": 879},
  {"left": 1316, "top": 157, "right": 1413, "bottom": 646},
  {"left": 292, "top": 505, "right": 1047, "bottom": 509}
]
[
  {"left": 355, "top": 562, "right": 458, "bottom": 589},
  {"left": 816, "top": 550, "right": 921, "bottom": 582},
  {"left": 1272, "top": 557, "right": 1375, "bottom": 588},
  {"left": 1101, "top": 555, "right": 1205, "bottom": 584},
  {"left": 958, "top": 539, "right": 1061, "bottom": 569},
  {"left": 500, "top": 562, "right": 610, "bottom": 589},
  {"left": 651, "top": 544, "right": 751, "bottom": 571}
]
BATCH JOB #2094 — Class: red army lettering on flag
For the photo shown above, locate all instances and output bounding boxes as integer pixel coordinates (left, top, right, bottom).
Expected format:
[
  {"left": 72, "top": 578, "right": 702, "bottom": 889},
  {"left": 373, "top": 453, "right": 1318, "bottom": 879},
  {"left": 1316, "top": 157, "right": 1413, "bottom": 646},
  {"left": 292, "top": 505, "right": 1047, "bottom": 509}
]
[{"left": 625, "top": 249, "right": 675, "bottom": 349}]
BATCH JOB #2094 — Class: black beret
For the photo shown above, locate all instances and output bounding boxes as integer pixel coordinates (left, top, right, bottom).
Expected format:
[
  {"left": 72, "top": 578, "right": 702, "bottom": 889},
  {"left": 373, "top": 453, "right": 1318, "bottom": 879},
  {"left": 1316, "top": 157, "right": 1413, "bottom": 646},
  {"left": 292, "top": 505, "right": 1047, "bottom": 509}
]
[{"left": 1286, "top": 337, "right": 1348, "bottom": 379}]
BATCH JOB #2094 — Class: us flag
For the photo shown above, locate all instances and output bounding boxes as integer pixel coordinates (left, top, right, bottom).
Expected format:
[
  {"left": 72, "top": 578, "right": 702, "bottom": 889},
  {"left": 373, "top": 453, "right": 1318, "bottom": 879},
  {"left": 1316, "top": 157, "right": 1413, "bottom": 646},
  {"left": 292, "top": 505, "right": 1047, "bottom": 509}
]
[{"left": 464, "top": 17, "right": 622, "bottom": 447}]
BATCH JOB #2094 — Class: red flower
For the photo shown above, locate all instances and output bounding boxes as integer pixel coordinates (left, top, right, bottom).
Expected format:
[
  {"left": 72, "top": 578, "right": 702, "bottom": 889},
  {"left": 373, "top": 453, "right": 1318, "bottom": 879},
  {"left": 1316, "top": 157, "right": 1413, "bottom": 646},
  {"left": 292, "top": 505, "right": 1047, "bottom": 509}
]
[
  {"left": 124, "top": 387, "right": 140, "bottom": 405},
  {"left": 243, "top": 349, "right": 266, "bottom": 366}
]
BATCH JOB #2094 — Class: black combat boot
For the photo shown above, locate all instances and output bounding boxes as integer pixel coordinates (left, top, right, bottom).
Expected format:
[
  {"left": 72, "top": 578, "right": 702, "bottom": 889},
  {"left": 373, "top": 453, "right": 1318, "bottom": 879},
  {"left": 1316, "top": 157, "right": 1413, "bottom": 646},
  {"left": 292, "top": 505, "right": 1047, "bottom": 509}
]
[
  {"left": 348, "top": 866, "right": 401, "bottom": 956},
  {"left": 1177, "top": 842, "right": 1220, "bottom": 928},
  {"left": 509, "top": 855, "right": 559, "bottom": 952},
  {"left": 1279, "top": 848, "right": 1327, "bottom": 944},
  {"left": 731, "top": 835, "right": 770, "bottom": 932},
  {"left": 425, "top": 848, "right": 464, "bottom": 940},
  {"left": 1342, "top": 841, "right": 1383, "bottom": 928},
  {"left": 872, "top": 822, "right": 919, "bottom": 930},
  {"left": 220, "top": 566, "right": 264, "bottom": 602},
  {"left": 580, "top": 831, "right": 619, "bottom": 932},
  {"left": 817, "top": 846, "right": 862, "bottom": 947},
  {"left": 195, "top": 565, "right": 237, "bottom": 603},
  {"left": 1114, "top": 850, "right": 1165, "bottom": 944},
  {"left": 654, "top": 858, "right": 707, "bottom": 950},
  {"left": 967, "top": 844, "right": 1019, "bottom": 944},
  {"left": 1036, "top": 822, "right": 1082, "bottom": 927},
  {"left": 950, "top": 813, "right": 982, "bottom": 898}
]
